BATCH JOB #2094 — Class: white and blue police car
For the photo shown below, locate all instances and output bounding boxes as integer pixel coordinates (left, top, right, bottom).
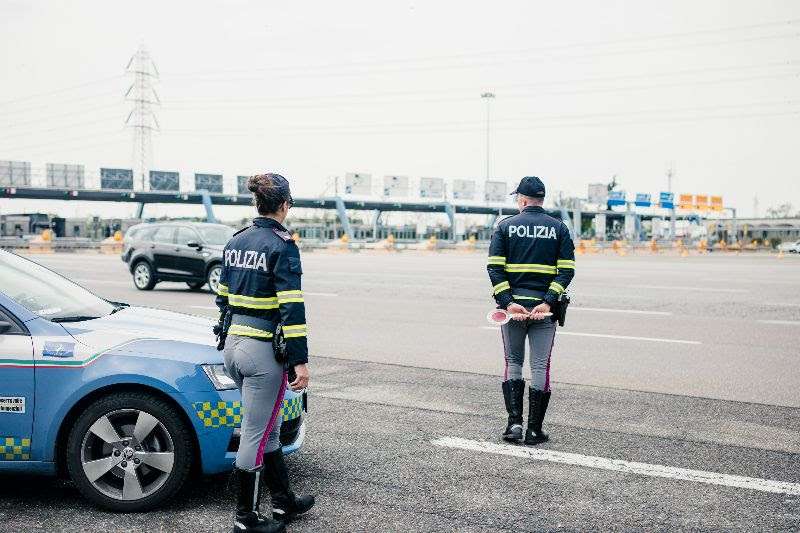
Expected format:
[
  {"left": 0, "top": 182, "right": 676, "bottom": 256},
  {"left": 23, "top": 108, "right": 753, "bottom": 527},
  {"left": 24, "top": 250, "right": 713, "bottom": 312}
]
[{"left": 0, "top": 248, "right": 306, "bottom": 511}]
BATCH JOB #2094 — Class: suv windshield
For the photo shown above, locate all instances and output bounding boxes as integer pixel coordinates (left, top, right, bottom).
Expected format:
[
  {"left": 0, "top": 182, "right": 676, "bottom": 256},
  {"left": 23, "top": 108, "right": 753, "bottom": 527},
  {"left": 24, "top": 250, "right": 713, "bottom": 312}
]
[
  {"left": 0, "top": 250, "right": 115, "bottom": 321},
  {"left": 198, "top": 225, "right": 234, "bottom": 246}
]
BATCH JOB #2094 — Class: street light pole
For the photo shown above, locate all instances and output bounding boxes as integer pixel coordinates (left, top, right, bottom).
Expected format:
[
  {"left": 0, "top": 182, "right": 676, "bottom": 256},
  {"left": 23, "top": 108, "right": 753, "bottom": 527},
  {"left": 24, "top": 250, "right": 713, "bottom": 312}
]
[{"left": 481, "top": 92, "right": 495, "bottom": 184}]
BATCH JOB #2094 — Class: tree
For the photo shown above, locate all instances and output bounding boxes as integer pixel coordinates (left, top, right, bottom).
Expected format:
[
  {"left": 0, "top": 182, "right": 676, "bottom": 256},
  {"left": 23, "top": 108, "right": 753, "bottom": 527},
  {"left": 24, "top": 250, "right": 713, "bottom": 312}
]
[{"left": 766, "top": 203, "right": 794, "bottom": 218}]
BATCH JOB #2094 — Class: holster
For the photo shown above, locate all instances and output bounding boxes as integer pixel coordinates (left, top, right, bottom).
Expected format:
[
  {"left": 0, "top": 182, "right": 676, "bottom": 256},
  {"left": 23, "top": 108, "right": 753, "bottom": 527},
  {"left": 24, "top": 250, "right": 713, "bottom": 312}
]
[
  {"left": 213, "top": 307, "right": 232, "bottom": 351},
  {"left": 555, "top": 293, "right": 570, "bottom": 327},
  {"left": 273, "top": 323, "right": 289, "bottom": 366}
]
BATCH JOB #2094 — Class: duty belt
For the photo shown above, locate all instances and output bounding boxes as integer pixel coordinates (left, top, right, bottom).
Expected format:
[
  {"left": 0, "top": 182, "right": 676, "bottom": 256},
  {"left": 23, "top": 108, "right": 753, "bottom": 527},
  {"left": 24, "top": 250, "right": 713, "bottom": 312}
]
[
  {"left": 228, "top": 314, "right": 279, "bottom": 340},
  {"left": 510, "top": 288, "right": 546, "bottom": 302}
]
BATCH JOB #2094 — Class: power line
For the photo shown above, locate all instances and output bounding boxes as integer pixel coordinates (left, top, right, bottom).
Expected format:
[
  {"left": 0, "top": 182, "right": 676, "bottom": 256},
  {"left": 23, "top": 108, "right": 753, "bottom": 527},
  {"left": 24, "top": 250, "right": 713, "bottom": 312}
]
[
  {"left": 161, "top": 60, "right": 800, "bottom": 108},
  {"left": 159, "top": 71, "right": 799, "bottom": 113},
  {"left": 0, "top": 75, "right": 125, "bottom": 107},
  {"left": 169, "top": 19, "right": 800, "bottom": 79},
  {"left": 160, "top": 103, "right": 800, "bottom": 136},
  {"left": 167, "top": 32, "right": 800, "bottom": 84}
]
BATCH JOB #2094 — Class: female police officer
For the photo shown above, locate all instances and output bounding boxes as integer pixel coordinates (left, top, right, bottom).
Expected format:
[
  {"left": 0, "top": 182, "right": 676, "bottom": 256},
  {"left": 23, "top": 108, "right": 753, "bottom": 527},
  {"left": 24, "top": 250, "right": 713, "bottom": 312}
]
[{"left": 215, "top": 173, "right": 314, "bottom": 533}]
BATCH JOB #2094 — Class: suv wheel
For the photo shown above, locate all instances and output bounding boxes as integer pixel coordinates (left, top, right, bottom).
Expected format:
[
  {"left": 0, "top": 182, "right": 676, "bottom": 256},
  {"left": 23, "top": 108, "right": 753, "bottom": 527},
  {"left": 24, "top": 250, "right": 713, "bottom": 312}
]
[
  {"left": 207, "top": 264, "right": 222, "bottom": 294},
  {"left": 133, "top": 261, "right": 156, "bottom": 291},
  {"left": 65, "top": 392, "right": 194, "bottom": 512}
]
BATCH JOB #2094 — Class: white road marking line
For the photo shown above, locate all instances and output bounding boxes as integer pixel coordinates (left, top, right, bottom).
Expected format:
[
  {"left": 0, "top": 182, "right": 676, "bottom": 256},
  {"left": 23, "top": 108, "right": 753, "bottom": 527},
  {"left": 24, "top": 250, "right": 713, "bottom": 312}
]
[
  {"left": 758, "top": 319, "right": 800, "bottom": 326},
  {"left": 432, "top": 437, "right": 800, "bottom": 496},
  {"left": 571, "top": 307, "right": 672, "bottom": 316},
  {"left": 304, "top": 291, "right": 339, "bottom": 297},
  {"left": 187, "top": 306, "right": 218, "bottom": 310},
  {"left": 479, "top": 327, "right": 700, "bottom": 344},
  {"left": 626, "top": 284, "right": 749, "bottom": 293},
  {"left": 71, "top": 278, "right": 130, "bottom": 286}
]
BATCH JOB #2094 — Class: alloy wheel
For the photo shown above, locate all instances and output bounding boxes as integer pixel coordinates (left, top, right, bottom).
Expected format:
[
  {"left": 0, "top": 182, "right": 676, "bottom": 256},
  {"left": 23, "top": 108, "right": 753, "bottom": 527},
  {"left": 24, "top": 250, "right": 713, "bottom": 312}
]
[{"left": 80, "top": 409, "right": 175, "bottom": 501}]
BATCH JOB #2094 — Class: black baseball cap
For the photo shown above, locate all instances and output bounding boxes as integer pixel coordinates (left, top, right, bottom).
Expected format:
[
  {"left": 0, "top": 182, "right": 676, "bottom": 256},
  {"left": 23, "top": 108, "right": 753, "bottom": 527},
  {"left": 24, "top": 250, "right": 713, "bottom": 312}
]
[{"left": 510, "top": 176, "right": 546, "bottom": 198}]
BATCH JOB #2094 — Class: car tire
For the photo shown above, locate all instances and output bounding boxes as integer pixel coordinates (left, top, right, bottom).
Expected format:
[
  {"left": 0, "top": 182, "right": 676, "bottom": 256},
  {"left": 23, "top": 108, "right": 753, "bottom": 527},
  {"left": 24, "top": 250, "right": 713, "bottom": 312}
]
[
  {"left": 132, "top": 261, "right": 157, "bottom": 291},
  {"left": 206, "top": 264, "right": 222, "bottom": 294},
  {"left": 186, "top": 281, "right": 206, "bottom": 290},
  {"left": 65, "top": 392, "right": 194, "bottom": 512}
]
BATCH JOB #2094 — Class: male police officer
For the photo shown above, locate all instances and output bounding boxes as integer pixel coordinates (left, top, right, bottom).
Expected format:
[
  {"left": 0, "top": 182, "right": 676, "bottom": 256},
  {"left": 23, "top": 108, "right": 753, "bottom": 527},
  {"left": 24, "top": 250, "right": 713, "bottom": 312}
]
[{"left": 487, "top": 176, "right": 575, "bottom": 445}]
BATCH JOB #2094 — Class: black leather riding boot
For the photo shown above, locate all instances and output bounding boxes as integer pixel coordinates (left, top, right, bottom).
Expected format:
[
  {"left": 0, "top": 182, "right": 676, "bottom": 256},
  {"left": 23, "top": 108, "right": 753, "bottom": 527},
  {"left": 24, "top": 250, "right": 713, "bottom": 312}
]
[
  {"left": 501, "top": 379, "right": 525, "bottom": 441},
  {"left": 262, "top": 449, "right": 315, "bottom": 523},
  {"left": 233, "top": 467, "right": 286, "bottom": 533},
  {"left": 524, "top": 388, "right": 551, "bottom": 445}
]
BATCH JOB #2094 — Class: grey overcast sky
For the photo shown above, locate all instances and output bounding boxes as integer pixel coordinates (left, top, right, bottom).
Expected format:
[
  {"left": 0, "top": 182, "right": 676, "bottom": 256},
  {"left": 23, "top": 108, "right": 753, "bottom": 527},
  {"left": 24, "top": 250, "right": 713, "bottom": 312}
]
[{"left": 1, "top": 0, "right": 798, "bottom": 219}]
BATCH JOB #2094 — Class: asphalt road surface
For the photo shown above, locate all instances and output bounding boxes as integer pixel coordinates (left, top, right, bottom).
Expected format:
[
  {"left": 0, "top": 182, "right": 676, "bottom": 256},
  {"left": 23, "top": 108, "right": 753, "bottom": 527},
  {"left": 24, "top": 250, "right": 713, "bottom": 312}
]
[{"left": 1, "top": 250, "right": 798, "bottom": 532}]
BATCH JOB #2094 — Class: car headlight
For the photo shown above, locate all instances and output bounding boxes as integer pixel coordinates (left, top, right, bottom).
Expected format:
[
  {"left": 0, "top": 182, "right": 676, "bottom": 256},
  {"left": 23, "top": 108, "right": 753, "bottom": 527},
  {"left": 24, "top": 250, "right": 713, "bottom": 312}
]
[{"left": 202, "top": 364, "right": 237, "bottom": 390}]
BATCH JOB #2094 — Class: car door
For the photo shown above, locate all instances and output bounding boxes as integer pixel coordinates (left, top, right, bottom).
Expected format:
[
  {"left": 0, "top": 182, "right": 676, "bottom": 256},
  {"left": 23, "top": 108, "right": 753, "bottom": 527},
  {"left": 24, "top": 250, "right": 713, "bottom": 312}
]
[
  {"left": 174, "top": 226, "right": 207, "bottom": 278},
  {"left": 150, "top": 225, "right": 178, "bottom": 274},
  {"left": 0, "top": 305, "right": 34, "bottom": 460}
]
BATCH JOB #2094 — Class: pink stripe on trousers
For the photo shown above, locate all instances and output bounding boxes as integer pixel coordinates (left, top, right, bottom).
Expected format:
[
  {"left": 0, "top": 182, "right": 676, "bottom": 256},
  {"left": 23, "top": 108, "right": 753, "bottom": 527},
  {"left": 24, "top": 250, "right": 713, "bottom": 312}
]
[
  {"left": 255, "top": 371, "right": 287, "bottom": 467},
  {"left": 544, "top": 325, "right": 557, "bottom": 392},
  {"left": 500, "top": 324, "right": 509, "bottom": 380}
]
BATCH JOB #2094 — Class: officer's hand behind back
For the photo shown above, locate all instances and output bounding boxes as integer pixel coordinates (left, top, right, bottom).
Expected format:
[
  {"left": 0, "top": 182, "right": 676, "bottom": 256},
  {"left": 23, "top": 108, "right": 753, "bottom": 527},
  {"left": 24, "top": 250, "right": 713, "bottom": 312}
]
[
  {"left": 290, "top": 363, "right": 309, "bottom": 391},
  {"left": 507, "top": 303, "right": 529, "bottom": 321}
]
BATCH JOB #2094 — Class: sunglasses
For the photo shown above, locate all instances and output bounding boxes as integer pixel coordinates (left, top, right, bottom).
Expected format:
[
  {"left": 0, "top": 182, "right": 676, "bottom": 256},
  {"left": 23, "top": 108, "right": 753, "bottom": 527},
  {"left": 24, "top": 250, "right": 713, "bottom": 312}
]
[{"left": 288, "top": 196, "right": 295, "bottom": 208}]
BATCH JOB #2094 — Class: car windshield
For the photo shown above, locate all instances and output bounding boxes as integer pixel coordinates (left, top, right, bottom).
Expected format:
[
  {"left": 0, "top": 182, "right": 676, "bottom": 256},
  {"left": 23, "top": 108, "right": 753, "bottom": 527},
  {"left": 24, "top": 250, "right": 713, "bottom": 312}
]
[
  {"left": 0, "top": 250, "right": 115, "bottom": 321},
  {"left": 198, "top": 225, "right": 234, "bottom": 246}
]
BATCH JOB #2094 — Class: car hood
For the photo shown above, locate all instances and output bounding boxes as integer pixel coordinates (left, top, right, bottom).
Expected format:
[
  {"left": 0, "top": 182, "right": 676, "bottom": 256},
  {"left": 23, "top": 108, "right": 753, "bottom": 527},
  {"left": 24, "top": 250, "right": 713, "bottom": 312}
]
[{"left": 60, "top": 306, "right": 219, "bottom": 359}]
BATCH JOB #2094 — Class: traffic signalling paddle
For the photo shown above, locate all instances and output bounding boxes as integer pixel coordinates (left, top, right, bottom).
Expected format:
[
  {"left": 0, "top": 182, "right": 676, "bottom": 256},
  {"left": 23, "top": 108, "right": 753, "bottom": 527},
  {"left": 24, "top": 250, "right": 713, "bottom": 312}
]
[{"left": 486, "top": 309, "right": 553, "bottom": 325}]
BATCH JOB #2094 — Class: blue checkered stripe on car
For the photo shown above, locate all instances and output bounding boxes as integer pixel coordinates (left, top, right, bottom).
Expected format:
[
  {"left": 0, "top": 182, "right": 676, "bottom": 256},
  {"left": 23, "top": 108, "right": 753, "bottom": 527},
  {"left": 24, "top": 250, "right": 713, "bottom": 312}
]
[
  {"left": 0, "top": 437, "right": 31, "bottom": 460},
  {"left": 192, "top": 397, "right": 302, "bottom": 428}
]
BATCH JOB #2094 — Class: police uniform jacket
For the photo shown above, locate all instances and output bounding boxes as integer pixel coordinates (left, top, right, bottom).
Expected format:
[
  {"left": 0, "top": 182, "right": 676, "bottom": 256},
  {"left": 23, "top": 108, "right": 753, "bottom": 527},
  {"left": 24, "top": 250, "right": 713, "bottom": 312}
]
[
  {"left": 215, "top": 217, "right": 308, "bottom": 366},
  {"left": 487, "top": 206, "right": 576, "bottom": 309}
]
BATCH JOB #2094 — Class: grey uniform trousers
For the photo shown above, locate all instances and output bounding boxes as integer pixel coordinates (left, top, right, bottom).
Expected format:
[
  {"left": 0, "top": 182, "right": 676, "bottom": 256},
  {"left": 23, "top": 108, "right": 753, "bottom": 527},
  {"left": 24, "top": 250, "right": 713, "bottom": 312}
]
[
  {"left": 501, "top": 316, "right": 557, "bottom": 391},
  {"left": 223, "top": 335, "right": 286, "bottom": 470}
]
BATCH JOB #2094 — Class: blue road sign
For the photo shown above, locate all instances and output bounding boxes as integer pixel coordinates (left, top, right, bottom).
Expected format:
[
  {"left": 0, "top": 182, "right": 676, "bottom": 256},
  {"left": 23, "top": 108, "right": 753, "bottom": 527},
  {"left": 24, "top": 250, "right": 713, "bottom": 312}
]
[
  {"left": 635, "top": 193, "right": 651, "bottom": 207},
  {"left": 608, "top": 191, "right": 626, "bottom": 206},
  {"left": 659, "top": 192, "right": 675, "bottom": 209}
]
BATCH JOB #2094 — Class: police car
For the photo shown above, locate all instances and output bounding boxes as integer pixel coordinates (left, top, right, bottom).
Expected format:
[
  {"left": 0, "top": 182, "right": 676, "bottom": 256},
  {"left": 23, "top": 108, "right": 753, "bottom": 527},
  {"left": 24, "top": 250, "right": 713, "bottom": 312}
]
[{"left": 0, "top": 248, "right": 306, "bottom": 511}]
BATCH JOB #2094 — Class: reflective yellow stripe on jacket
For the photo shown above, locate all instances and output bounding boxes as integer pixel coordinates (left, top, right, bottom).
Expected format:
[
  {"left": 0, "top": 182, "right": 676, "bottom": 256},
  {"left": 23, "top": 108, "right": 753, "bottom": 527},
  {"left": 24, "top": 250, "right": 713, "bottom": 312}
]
[
  {"left": 556, "top": 259, "right": 575, "bottom": 270},
  {"left": 487, "top": 256, "right": 506, "bottom": 266},
  {"left": 283, "top": 324, "right": 308, "bottom": 338},
  {"left": 227, "top": 293, "right": 279, "bottom": 309},
  {"left": 493, "top": 281, "right": 511, "bottom": 295},
  {"left": 504, "top": 263, "right": 557, "bottom": 274},
  {"left": 276, "top": 290, "right": 304, "bottom": 304},
  {"left": 228, "top": 324, "right": 274, "bottom": 339},
  {"left": 549, "top": 281, "right": 565, "bottom": 294}
]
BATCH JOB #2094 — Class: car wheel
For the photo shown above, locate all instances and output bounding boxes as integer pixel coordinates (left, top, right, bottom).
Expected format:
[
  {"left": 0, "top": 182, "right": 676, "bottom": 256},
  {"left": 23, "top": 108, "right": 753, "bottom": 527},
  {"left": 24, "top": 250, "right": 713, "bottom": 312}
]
[
  {"left": 186, "top": 281, "right": 206, "bottom": 290},
  {"left": 132, "top": 261, "right": 156, "bottom": 291},
  {"left": 207, "top": 264, "right": 222, "bottom": 294},
  {"left": 65, "top": 392, "right": 194, "bottom": 512}
]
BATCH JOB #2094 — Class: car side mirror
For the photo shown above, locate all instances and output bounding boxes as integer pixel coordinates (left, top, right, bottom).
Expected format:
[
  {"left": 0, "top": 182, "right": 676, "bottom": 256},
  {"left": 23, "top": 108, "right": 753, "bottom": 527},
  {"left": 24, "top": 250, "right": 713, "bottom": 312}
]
[
  {"left": 0, "top": 321, "right": 13, "bottom": 334},
  {"left": 187, "top": 241, "right": 203, "bottom": 250}
]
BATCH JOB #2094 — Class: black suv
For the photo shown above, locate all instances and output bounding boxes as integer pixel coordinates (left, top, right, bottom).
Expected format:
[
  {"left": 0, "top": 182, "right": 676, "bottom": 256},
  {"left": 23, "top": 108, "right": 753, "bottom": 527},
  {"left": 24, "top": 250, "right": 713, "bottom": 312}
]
[{"left": 122, "top": 222, "right": 234, "bottom": 293}]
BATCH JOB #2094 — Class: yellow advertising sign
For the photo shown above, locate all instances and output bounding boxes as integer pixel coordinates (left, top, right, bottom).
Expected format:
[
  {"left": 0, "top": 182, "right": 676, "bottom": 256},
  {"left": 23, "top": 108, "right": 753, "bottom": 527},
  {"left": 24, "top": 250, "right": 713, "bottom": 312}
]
[
  {"left": 695, "top": 195, "right": 709, "bottom": 210},
  {"left": 711, "top": 196, "right": 723, "bottom": 212},
  {"left": 679, "top": 194, "right": 693, "bottom": 210}
]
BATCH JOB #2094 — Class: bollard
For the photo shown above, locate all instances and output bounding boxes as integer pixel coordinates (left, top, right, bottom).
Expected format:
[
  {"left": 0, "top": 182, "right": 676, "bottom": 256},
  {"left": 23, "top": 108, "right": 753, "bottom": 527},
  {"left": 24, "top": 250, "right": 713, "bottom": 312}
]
[
  {"left": 650, "top": 240, "right": 658, "bottom": 253},
  {"left": 468, "top": 235, "right": 476, "bottom": 244},
  {"left": 341, "top": 234, "right": 349, "bottom": 243},
  {"left": 778, "top": 250, "right": 785, "bottom": 259},
  {"left": 293, "top": 232, "right": 300, "bottom": 243},
  {"left": 387, "top": 234, "right": 395, "bottom": 245},
  {"left": 429, "top": 235, "right": 437, "bottom": 245},
  {"left": 41, "top": 229, "right": 52, "bottom": 242},
  {"left": 114, "top": 230, "right": 123, "bottom": 242},
  {"left": 681, "top": 249, "right": 688, "bottom": 258}
]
